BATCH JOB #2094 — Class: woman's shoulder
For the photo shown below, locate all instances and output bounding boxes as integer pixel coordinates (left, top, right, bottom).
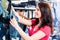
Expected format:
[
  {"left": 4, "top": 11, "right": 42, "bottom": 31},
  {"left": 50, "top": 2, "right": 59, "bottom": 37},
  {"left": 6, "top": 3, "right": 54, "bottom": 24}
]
[
  {"left": 43, "top": 25, "right": 51, "bottom": 28},
  {"left": 41, "top": 25, "right": 51, "bottom": 31},
  {"left": 39, "top": 25, "right": 51, "bottom": 35}
]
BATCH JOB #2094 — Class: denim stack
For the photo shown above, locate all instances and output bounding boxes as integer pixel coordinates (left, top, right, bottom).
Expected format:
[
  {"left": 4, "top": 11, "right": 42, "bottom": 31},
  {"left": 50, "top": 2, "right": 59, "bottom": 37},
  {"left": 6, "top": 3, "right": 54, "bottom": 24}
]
[
  {"left": 10, "top": 9, "right": 26, "bottom": 40},
  {"left": 0, "top": 1, "right": 8, "bottom": 40},
  {"left": 56, "top": 2, "right": 60, "bottom": 40}
]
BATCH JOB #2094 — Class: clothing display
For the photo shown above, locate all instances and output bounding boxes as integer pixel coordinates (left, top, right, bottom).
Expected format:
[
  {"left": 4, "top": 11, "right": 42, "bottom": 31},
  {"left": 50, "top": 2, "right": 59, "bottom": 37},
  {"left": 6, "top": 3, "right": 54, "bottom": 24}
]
[{"left": 0, "top": 0, "right": 60, "bottom": 40}]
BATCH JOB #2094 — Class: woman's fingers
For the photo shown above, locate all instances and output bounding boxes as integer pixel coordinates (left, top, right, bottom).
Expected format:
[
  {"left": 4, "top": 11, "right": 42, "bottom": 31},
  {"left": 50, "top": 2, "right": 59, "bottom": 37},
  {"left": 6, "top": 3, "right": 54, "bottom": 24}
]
[
  {"left": 10, "top": 20, "right": 16, "bottom": 28},
  {"left": 10, "top": 19, "right": 14, "bottom": 25},
  {"left": 10, "top": 17, "right": 15, "bottom": 25},
  {"left": 10, "top": 17, "right": 19, "bottom": 28}
]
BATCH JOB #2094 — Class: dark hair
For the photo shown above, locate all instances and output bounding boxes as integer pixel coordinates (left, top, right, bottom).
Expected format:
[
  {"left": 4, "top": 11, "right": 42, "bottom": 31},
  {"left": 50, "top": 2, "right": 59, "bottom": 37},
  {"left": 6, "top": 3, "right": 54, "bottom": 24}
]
[{"left": 38, "top": 3, "right": 54, "bottom": 33}]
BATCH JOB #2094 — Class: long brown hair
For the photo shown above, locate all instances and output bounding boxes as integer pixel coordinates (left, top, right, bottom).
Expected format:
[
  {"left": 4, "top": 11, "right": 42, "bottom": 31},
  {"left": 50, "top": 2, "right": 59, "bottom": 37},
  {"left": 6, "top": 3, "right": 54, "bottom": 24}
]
[{"left": 37, "top": 3, "right": 54, "bottom": 34}]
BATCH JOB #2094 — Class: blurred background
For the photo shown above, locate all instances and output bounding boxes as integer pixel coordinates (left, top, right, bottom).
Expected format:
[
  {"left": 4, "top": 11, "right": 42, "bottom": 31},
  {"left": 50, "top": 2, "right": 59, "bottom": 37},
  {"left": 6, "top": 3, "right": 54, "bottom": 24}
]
[{"left": 0, "top": 0, "right": 60, "bottom": 40}]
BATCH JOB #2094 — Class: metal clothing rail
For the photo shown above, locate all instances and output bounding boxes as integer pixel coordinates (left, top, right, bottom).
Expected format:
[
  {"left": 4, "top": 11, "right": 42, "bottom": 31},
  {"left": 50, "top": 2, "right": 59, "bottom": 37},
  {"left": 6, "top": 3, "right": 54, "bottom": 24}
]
[
  {"left": 14, "top": 7, "right": 36, "bottom": 11},
  {"left": 14, "top": 7, "right": 36, "bottom": 18}
]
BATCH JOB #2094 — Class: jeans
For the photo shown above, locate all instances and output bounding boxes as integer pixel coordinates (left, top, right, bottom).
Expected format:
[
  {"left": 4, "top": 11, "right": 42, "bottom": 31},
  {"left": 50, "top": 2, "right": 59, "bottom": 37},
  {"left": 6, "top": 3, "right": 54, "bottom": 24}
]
[
  {"left": 10, "top": 22, "right": 25, "bottom": 40},
  {"left": 0, "top": 22, "right": 6, "bottom": 40}
]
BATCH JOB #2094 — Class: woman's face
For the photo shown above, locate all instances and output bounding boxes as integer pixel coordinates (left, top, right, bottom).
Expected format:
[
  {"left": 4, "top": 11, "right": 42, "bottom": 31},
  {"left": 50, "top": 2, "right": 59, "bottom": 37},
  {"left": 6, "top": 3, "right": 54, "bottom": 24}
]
[{"left": 34, "top": 6, "right": 41, "bottom": 18}]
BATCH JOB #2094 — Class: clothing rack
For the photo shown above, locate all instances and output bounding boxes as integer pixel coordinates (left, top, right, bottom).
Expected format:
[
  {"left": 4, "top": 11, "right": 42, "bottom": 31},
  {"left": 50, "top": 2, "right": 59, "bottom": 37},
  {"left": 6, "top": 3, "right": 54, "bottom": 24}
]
[{"left": 14, "top": 7, "right": 35, "bottom": 18}]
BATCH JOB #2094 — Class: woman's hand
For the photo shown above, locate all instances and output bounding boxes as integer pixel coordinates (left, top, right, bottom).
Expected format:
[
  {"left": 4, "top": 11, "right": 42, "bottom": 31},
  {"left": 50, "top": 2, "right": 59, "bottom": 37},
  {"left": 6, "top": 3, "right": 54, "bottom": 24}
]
[
  {"left": 11, "top": 6, "right": 32, "bottom": 26},
  {"left": 10, "top": 17, "right": 19, "bottom": 28}
]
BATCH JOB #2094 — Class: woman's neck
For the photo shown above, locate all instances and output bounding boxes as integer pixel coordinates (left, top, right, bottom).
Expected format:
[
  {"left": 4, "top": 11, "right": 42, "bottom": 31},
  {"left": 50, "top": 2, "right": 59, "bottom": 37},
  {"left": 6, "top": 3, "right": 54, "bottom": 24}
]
[{"left": 34, "top": 18, "right": 41, "bottom": 30}]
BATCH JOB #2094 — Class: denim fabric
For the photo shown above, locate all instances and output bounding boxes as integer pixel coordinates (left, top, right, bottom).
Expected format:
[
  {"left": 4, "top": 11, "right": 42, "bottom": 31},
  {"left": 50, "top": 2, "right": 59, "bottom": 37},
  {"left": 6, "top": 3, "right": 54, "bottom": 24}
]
[
  {"left": 0, "top": 1, "right": 9, "bottom": 40},
  {"left": 0, "top": 22, "right": 6, "bottom": 37},
  {"left": 52, "top": 2, "right": 60, "bottom": 40},
  {"left": 10, "top": 10, "right": 18, "bottom": 39},
  {"left": 56, "top": 21, "right": 60, "bottom": 39},
  {"left": 10, "top": 9, "right": 25, "bottom": 39},
  {"left": 0, "top": 37, "right": 3, "bottom": 40},
  {"left": 56, "top": 2, "right": 60, "bottom": 21},
  {"left": 0, "top": 0, "right": 9, "bottom": 17},
  {"left": 55, "top": 3, "right": 60, "bottom": 39},
  {"left": 0, "top": 22, "right": 6, "bottom": 40},
  {"left": 10, "top": 25, "right": 18, "bottom": 39},
  {"left": 53, "top": 3, "right": 58, "bottom": 27},
  {"left": 10, "top": 23, "right": 25, "bottom": 39}
]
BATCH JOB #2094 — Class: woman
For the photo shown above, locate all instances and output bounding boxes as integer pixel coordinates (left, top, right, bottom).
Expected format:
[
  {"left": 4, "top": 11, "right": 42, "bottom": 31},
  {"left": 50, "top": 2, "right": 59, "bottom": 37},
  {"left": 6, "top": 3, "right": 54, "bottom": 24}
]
[{"left": 10, "top": 3, "right": 54, "bottom": 40}]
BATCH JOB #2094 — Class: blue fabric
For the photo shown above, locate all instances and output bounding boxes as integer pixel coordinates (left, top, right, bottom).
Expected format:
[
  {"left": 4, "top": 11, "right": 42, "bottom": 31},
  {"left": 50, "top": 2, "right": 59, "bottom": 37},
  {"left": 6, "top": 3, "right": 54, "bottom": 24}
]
[
  {"left": 0, "top": 22, "right": 6, "bottom": 38},
  {"left": 52, "top": 2, "right": 60, "bottom": 40},
  {"left": 0, "top": 1, "right": 8, "bottom": 40},
  {"left": 0, "top": 38, "right": 3, "bottom": 40},
  {"left": 10, "top": 9, "right": 18, "bottom": 39},
  {"left": 53, "top": 3, "right": 58, "bottom": 27},
  {"left": 10, "top": 24, "right": 18, "bottom": 39},
  {"left": 56, "top": 2, "right": 60, "bottom": 21}
]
